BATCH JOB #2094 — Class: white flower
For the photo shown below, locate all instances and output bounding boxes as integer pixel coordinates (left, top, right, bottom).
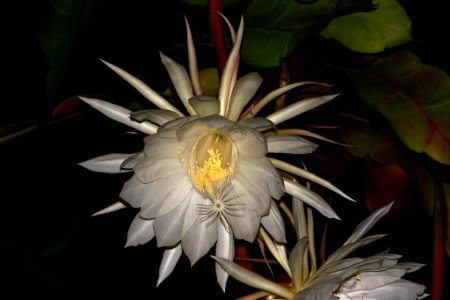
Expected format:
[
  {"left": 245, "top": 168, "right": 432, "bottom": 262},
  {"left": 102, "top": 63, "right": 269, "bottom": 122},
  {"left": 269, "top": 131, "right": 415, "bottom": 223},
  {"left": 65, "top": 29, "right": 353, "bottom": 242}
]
[
  {"left": 78, "top": 16, "right": 353, "bottom": 290},
  {"left": 213, "top": 203, "right": 428, "bottom": 299}
]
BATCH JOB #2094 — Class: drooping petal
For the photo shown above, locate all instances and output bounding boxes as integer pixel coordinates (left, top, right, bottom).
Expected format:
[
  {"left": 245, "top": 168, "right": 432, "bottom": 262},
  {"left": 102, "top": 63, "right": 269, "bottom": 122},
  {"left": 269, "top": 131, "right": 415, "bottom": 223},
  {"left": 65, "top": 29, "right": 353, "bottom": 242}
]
[
  {"left": 157, "top": 244, "right": 183, "bottom": 286},
  {"left": 266, "top": 135, "right": 318, "bottom": 154},
  {"left": 227, "top": 72, "right": 263, "bottom": 122},
  {"left": 265, "top": 94, "right": 339, "bottom": 126},
  {"left": 125, "top": 214, "right": 155, "bottom": 247},
  {"left": 99, "top": 60, "right": 184, "bottom": 116},
  {"left": 160, "top": 52, "right": 196, "bottom": 116},
  {"left": 79, "top": 97, "right": 158, "bottom": 134},
  {"left": 79, "top": 153, "right": 136, "bottom": 174},
  {"left": 215, "top": 217, "right": 235, "bottom": 291},
  {"left": 284, "top": 178, "right": 340, "bottom": 220},
  {"left": 188, "top": 95, "right": 220, "bottom": 116},
  {"left": 130, "top": 109, "right": 181, "bottom": 126},
  {"left": 261, "top": 200, "right": 286, "bottom": 243},
  {"left": 181, "top": 208, "right": 218, "bottom": 266}
]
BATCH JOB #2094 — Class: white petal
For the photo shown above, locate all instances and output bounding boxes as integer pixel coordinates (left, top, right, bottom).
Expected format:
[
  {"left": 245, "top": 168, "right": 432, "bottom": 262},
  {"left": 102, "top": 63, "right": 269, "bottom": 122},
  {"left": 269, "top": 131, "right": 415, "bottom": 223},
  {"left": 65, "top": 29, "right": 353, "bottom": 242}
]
[
  {"left": 184, "top": 16, "right": 202, "bottom": 96},
  {"left": 133, "top": 154, "right": 184, "bottom": 184},
  {"left": 157, "top": 244, "right": 182, "bottom": 286},
  {"left": 160, "top": 52, "right": 196, "bottom": 116},
  {"left": 139, "top": 173, "right": 194, "bottom": 219},
  {"left": 231, "top": 170, "right": 271, "bottom": 215},
  {"left": 130, "top": 109, "right": 181, "bottom": 126},
  {"left": 215, "top": 218, "right": 235, "bottom": 291},
  {"left": 226, "top": 209, "right": 260, "bottom": 242},
  {"left": 261, "top": 200, "right": 286, "bottom": 243},
  {"left": 99, "top": 59, "right": 184, "bottom": 116},
  {"left": 238, "top": 117, "right": 275, "bottom": 132},
  {"left": 181, "top": 209, "right": 218, "bottom": 266},
  {"left": 284, "top": 178, "right": 339, "bottom": 219},
  {"left": 266, "top": 135, "right": 318, "bottom": 154},
  {"left": 336, "top": 279, "right": 427, "bottom": 300},
  {"left": 212, "top": 256, "right": 295, "bottom": 299},
  {"left": 79, "top": 153, "right": 135, "bottom": 174},
  {"left": 78, "top": 96, "right": 158, "bottom": 134},
  {"left": 227, "top": 72, "right": 263, "bottom": 121},
  {"left": 153, "top": 196, "right": 192, "bottom": 247},
  {"left": 119, "top": 175, "right": 148, "bottom": 208},
  {"left": 240, "top": 157, "right": 285, "bottom": 200},
  {"left": 188, "top": 95, "right": 220, "bottom": 116},
  {"left": 229, "top": 127, "right": 267, "bottom": 158},
  {"left": 289, "top": 238, "right": 308, "bottom": 291},
  {"left": 265, "top": 94, "right": 339, "bottom": 126},
  {"left": 91, "top": 201, "right": 127, "bottom": 216},
  {"left": 125, "top": 214, "right": 155, "bottom": 247},
  {"left": 350, "top": 268, "right": 407, "bottom": 290}
]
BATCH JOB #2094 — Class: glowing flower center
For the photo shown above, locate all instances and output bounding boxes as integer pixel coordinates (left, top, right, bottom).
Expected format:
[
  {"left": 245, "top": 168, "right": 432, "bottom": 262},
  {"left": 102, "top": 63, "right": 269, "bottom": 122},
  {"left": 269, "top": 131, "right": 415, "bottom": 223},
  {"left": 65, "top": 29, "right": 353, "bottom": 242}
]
[{"left": 189, "top": 133, "right": 235, "bottom": 198}]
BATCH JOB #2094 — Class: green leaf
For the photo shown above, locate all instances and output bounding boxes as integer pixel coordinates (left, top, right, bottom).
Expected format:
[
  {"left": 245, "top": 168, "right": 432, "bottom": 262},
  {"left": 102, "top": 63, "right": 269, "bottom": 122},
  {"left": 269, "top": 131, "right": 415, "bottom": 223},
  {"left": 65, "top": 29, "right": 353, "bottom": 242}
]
[
  {"left": 320, "top": 0, "right": 412, "bottom": 53},
  {"left": 39, "top": 0, "right": 100, "bottom": 107},
  {"left": 242, "top": 0, "right": 337, "bottom": 68},
  {"left": 343, "top": 51, "right": 450, "bottom": 165}
]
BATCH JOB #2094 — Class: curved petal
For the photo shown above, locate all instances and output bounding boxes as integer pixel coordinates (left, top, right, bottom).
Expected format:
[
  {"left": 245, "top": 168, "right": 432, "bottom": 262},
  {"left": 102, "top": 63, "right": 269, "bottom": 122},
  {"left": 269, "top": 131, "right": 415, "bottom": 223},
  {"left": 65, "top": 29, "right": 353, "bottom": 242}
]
[
  {"left": 125, "top": 214, "right": 155, "bottom": 247},
  {"left": 119, "top": 175, "right": 148, "bottom": 208},
  {"left": 188, "top": 95, "right": 220, "bottom": 116},
  {"left": 266, "top": 135, "right": 318, "bottom": 154},
  {"left": 181, "top": 209, "right": 218, "bottom": 266},
  {"left": 215, "top": 217, "right": 235, "bottom": 291},
  {"left": 261, "top": 200, "right": 286, "bottom": 243},
  {"left": 79, "top": 97, "right": 158, "bottom": 134},
  {"left": 99, "top": 60, "right": 184, "bottom": 116},
  {"left": 229, "top": 128, "right": 267, "bottom": 158},
  {"left": 160, "top": 52, "right": 196, "bottom": 116},
  {"left": 79, "top": 153, "right": 136, "bottom": 174},
  {"left": 266, "top": 94, "right": 339, "bottom": 126},
  {"left": 157, "top": 244, "right": 183, "bottom": 286},
  {"left": 133, "top": 154, "right": 184, "bottom": 183},
  {"left": 130, "top": 109, "right": 181, "bottom": 126},
  {"left": 284, "top": 178, "right": 339, "bottom": 220},
  {"left": 227, "top": 72, "right": 263, "bottom": 122},
  {"left": 238, "top": 117, "right": 275, "bottom": 132}
]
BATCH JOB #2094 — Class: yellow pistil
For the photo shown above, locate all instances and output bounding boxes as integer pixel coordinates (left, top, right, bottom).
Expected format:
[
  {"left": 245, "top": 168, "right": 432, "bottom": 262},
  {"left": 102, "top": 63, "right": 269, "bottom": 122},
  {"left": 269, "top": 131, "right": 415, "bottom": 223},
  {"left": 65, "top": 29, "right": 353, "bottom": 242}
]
[{"left": 189, "top": 134, "right": 235, "bottom": 197}]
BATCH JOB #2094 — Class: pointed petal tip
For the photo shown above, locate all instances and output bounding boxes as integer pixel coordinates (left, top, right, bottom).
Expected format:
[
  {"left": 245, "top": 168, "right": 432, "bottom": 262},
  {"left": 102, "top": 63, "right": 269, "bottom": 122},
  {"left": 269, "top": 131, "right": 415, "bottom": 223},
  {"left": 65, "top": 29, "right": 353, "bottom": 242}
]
[{"left": 91, "top": 201, "right": 127, "bottom": 216}]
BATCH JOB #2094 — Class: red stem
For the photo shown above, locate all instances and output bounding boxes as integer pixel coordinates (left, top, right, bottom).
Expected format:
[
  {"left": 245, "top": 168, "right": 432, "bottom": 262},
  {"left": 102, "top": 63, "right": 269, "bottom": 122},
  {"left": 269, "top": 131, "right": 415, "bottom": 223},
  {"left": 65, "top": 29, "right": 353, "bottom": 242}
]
[{"left": 209, "top": 0, "right": 227, "bottom": 74}]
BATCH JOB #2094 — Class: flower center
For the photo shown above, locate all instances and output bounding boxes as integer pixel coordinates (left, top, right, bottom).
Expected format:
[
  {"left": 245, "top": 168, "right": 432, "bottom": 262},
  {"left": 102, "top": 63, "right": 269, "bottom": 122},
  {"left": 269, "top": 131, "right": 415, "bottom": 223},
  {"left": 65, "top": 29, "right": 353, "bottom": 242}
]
[{"left": 189, "top": 133, "right": 235, "bottom": 198}]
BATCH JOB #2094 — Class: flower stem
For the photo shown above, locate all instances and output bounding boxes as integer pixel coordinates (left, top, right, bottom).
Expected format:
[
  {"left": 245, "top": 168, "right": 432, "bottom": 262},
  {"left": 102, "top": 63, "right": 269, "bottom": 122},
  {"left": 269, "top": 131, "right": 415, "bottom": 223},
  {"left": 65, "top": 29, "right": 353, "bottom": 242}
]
[{"left": 209, "top": 0, "right": 227, "bottom": 74}]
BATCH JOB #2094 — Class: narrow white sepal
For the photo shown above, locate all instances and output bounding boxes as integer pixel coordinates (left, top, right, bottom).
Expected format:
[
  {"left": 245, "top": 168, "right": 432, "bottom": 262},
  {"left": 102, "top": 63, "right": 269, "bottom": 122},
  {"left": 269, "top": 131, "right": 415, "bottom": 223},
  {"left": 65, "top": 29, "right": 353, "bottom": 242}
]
[
  {"left": 79, "top": 153, "right": 135, "bottom": 174},
  {"left": 91, "top": 201, "right": 127, "bottom": 216},
  {"left": 266, "top": 94, "right": 339, "bottom": 126},
  {"left": 159, "top": 52, "right": 197, "bottom": 116},
  {"left": 241, "top": 81, "right": 326, "bottom": 120},
  {"left": 259, "top": 227, "right": 291, "bottom": 276},
  {"left": 78, "top": 96, "right": 158, "bottom": 134},
  {"left": 184, "top": 16, "right": 202, "bottom": 96},
  {"left": 344, "top": 202, "right": 394, "bottom": 246},
  {"left": 99, "top": 59, "right": 183, "bottom": 116},
  {"left": 215, "top": 218, "right": 234, "bottom": 292},
  {"left": 211, "top": 256, "right": 295, "bottom": 300},
  {"left": 284, "top": 178, "right": 340, "bottom": 220},
  {"left": 271, "top": 158, "right": 355, "bottom": 202},
  {"left": 157, "top": 244, "right": 183, "bottom": 286},
  {"left": 289, "top": 238, "right": 308, "bottom": 290}
]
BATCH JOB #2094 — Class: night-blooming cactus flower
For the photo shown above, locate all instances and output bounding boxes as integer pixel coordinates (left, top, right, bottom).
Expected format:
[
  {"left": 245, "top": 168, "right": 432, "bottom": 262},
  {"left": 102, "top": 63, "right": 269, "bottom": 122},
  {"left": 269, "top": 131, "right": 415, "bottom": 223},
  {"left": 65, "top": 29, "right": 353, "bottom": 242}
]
[
  {"left": 214, "top": 202, "right": 428, "bottom": 299},
  {"left": 78, "top": 16, "right": 353, "bottom": 290}
]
